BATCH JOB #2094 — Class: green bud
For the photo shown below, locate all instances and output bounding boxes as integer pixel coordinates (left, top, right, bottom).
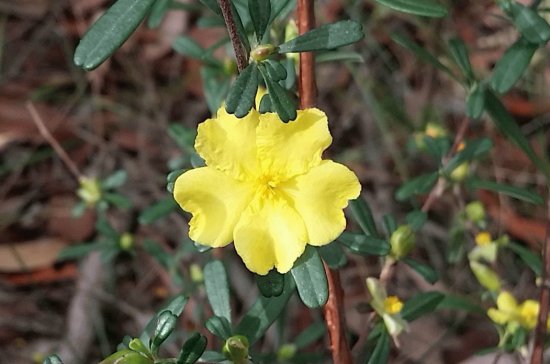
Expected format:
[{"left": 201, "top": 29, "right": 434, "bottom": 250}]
[
  {"left": 189, "top": 263, "right": 204, "bottom": 283},
  {"left": 465, "top": 201, "right": 485, "bottom": 223},
  {"left": 128, "top": 338, "right": 151, "bottom": 357},
  {"left": 99, "top": 350, "right": 153, "bottom": 364},
  {"left": 223, "top": 335, "right": 249, "bottom": 364},
  {"left": 470, "top": 261, "right": 501, "bottom": 292},
  {"left": 277, "top": 344, "right": 297, "bottom": 361},
  {"left": 77, "top": 177, "right": 102, "bottom": 206},
  {"left": 119, "top": 233, "right": 134, "bottom": 251},
  {"left": 150, "top": 311, "right": 178, "bottom": 354},
  {"left": 250, "top": 44, "right": 276, "bottom": 62},
  {"left": 390, "top": 225, "right": 416, "bottom": 260},
  {"left": 449, "top": 162, "right": 469, "bottom": 182}
]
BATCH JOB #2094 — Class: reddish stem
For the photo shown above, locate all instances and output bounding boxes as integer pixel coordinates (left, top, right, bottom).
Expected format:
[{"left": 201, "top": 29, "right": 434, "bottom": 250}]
[{"left": 297, "top": 0, "right": 316, "bottom": 109}]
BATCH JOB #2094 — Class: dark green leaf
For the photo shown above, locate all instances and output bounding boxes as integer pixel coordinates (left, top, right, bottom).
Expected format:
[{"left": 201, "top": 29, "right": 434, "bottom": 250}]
[
  {"left": 402, "top": 257, "right": 439, "bottom": 284},
  {"left": 466, "top": 83, "right": 486, "bottom": 119},
  {"left": 200, "top": 351, "right": 226, "bottom": 362},
  {"left": 294, "top": 322, "right": 326, "bottom": 349},
  {"left": 57, "top": 242, "right": 105, "bottom": 261},
  {"left": 201, "top": 67, "right": 231, "bottom": 114},
  {"left": 99, "top": 350, "right": 153, "bottom": 364},
  {"left": 151, "top": 310, "right": 178, "bottom": 353},
  {"left": 198, "top": 0, "right": 223, "bottom": 17},
  {"left": 43, "top": 355, "right": 64, "bottom": 364},
  {"left": 164, "top": 295, "right": 188, "bottom": 316},
  {"left": 401, "top": 291, "right": 445, "bottom": 321},
  {"left": 395, "top": 172, "right": 439, "bottom": 201},
  {"left": 349, "top": 198, "right": 380, "bottom": 237},
  {"left": 259, "top": 65, "right": 297, "bottom": 122},
  {"left": 391, "top": 33, "right": 454, "bottom": 77},
  {"left": 142, "top": 240, "right": 172, "bottom": 268},
  {"left": 103, "top": 193, "right": 132, "bottom": 209},
  {"left": 438, "top": 294, "right": 485, "bottom": 315},
  {"left": 270, "top": 0, "right": 294, "bottom": 22},
  {"left": 375, "top": 0, "right": 447, "bottom": 17},
  {"left": 102, "top": 170, "right": 127, "bottom": 189},
  {"left": 444, "top": 138, "right": 493, "bottom": 175},
  {"left": 382, "top": 214, "right": 398, "bottom": 236},
  {"left": 318, "top": 242, "right": 347, "bottom": 269},
  {"left": 448, "top": 37, "right": 473, "bottom": 80},
  {"left": 508, "top": 2, "right": 550, "bottom": 45},
  {"left": 249, "top": 0, "right": 271, "bottom": 42},
  {"left": 423, "top": 135, "right": 450, "bottom": 161},
  {"left": 290, "top": 246, "right": 328, "bottom": 308},
  {"left": 263, "top": 59, "right": 287, "bottom": 81},
  {"left": 167, "top": 169, "right": 185, "bottom": 193},
  {"left": 284, "top": 57, "right": 296, "bottom": 90},
  {"left": 139, "top": 198, "right": 178, "bottom": 225},
  {"left": 256, "top": 270, "right": 285, "bottom": 297},
  {"left": 315, "top": 50, "right": 364, "bottom": 63},
  {"left": 367, "top": 329, "right": 390, "bottom": 364},
  {"left": 406, "top": 210, "right": 427, "bottom": 231},
  {"left": 235, "top": 276, "right": 295, "bottom": 344},
  {"left": 490, "top": 38, "right": 537, "bottom": 93},
  {"left": 205, "top": 316, "right": 233, "bottom": 340},
  {"left": 466, "top": 178, "right": 544, "bottom": 205},
  {"left": 337, "top": 232, "right": 390, "bottom": 256},
  {"left": 148, "top": 0, "right": 171, "bottom": 28},
  {"left": 484, "top": 90, "right": 550, "bottom": 179},
  {"left": 74, "top": 0, "right": 156, "bottom": 70},
  {"left": 258, "top": 93, "right": 273, "bottom": 113},
  {"left": 204, "top": 260, "right": 232, "bottom": 323},
  {"left": 172, "top": 36, "right": 220, "bottom": 67},
  {"left": 96, "top": 214, "right": 118, "bottom": 239},
  {"left": 506, "top": 242, "right": 542, "bottom": 276},
  {"left": 225, "top": 63, "right": 259, "bottom": 117},
  {"left": 277, "top": 20, "right": 364, "bottom": 53},
  {"left": 177, "top": 333, "right": 207, "bottom": 364}
]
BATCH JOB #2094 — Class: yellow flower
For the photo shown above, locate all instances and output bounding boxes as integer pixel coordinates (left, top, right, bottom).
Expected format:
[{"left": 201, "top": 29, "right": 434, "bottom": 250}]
[
  {"left": 384, "top": 296, "right": 404, "bottom": 315},
  {"left": 173, "top": 107, "right": 361, "bottom": 275},
  {"left": 475, "top": 231, "right": 492, "bottom": 246},
  {"left": 366, "top": 278, "right": 408, "bottom": 338},
  {"left": 488, "top": 291, "right": 545, "bottom": 331}
]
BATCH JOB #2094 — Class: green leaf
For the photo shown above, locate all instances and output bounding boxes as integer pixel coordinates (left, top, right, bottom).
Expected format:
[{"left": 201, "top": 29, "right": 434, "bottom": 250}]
[
  {"left": 103, "top": 193, "right": 132, "bottom": 209},
  {"left": 142, "top": 239, "right": 172, "bottom": 268},
  {"left": 391, "top": 33, "right": 454, "bottom": 77},
  {"left": 198, "top": 0, "right": 223, "bottom": 17},
  {"left": 263, "top": 59, "right": 287, "bottom": 81},
  {"left": 507, "top": 2, "right": 550, "bottom": 45},
  {"left": 249, "top": 0, "right": 271, "bottom": 42},
  {"left": 395, "top": 172, "right": 439, "bottom": 201},
  {"left": 74, "top": 0, "right": 156, "bottom": 70},
  {"left": 315, "top": 50, "right": 364, "bottom": 63},
  {"left": 349, "top": 198, "right": 380, "bottom": 237},
  {"left": 318, "top": 243, "right": 347, "bottom": 269},
  {"left": 290, "top": 246, "right": 328, "bottom": 308},
  {"left": 374, "top": 0, "right": 447, "bottom": 17},
  {"left": 177, "top": 333, "right": 207, "bottom": 364},
  {"left": 172, "top": 36, "right": 220, "bottom": 67},
  {"left": 259, "top": 65, "right": 297, "bottom": 122},
  {"left": 406, "top": 210, "right": 427, "bottom": 231},
  {"left": 466, "top": 83, "right": 485, "bottom": 119},
  {"left": 277, "top": 20, "right": 364, "bottom": 53},
  {"left": 57, "top": 242, "right": 105, "bottom": 261},
  {"left": 129, "top": 338, "right": 152, "bottom": 357},
  {"left": 383, "top": 214, "right": 398, "bottom": 236},
  {"left": 484, "top": 90, "right": 550, "bottom": 179},
  {"left": 294, "top": 322, "right": 326, "bottom": 349},
  {"left": 148, "top": 0, "right": 171, "bottom": 28},
  {"left": 164, "top": 295, "right": 188, "bottom": 316},
  {"left": 200, "top": 351, "right": 226, "bottom": 362},
  {"left": 443, "top": 138, "right": 493, "bottom": 175},
  {"left": 401, "top": 291, "right": 445, "bottom": 321},
  {"left": 204, "top": 260, "right": 232, "bottom": 324},
  {"left": 367, "top": 329, "right": 390, "bottom": 364},
  {"left": 256, "top": 270, "right": 285, "bottom": 298},
  {"left": 258, "top": 93, "right": 273, "bottom": 113},
  {"left": 506, "top": 242, "right": 542, "bottom": 276},
  {"left": 490, "top": 38, "right": 537, "bottom": 93},
  {"left": 102, "top": 170, "right": 127, "bottom": 189},
  {"left": 151, "top": 311, "right": 178, "bottom": 353},
  {"left": 96, "top": 214, "right": 118, "bottom": 239},
  {"left": 402, "top": 257, "right": 439, "bottom": 284},
  {"left": 43, "top": 355, "right": 64, "bottom": 364},
  {"left": 205, "top": 316, "right": 233, "bottom": 340},
  {"left": 166, "top": 169, "right": 185, "bottom": 193},
  {"left": 448, "top": 37, "right": 473, "bottom": 80},
  {"left": 225, "top": 63, "right": 259, "bottom": 118},
  {"left": 337, "top": 232, "right": 390, "bottom": 256},
  {"left": 201, "top": 67, "right": 231, "bottom": 114},
  {"left": 236, "top": 276, "right": 295, "bottom": 344},
  {"left": 466, "top": 178, "right": 544, "bottom": 205},
  {"left": 99, "top": 350, "right": 153, "bottom": 364},
  {"left": 438, "top": 294, "right": 485, "bottom": 315},
  {"left": 139, "top": 198, "right": 178, "bottom": 225}
]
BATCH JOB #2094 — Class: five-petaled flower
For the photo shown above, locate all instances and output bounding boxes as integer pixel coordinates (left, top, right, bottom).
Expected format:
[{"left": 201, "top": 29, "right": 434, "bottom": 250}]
[{"left": 173, "top": 107, "right": 361, "bottom": 275}]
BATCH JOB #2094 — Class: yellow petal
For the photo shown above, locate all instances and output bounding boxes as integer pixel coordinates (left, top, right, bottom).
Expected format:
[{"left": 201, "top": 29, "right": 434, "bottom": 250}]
[
  {"left": 497, "top": 291, "right": 518, "bottom": 311},
  {"left": 233, "top": 197, "right": 307, "bottom": 275},
  {"left": 195, "top": 107, "right": 260, "bottom": 180},
  {"left": 281, "top": 160, "right": 361, "bottom": 245},
  {"left": 174, "top": 167, "right": 253, "bottom": 247},
  {"left": 256, "top": 108, "right": 332, "bottom": 179},
  {"left": 518, "top": 300, "right": 539, "bottom": 329},
  {"left": 487, "top": 308, "right": 510, "bottom": 325}
]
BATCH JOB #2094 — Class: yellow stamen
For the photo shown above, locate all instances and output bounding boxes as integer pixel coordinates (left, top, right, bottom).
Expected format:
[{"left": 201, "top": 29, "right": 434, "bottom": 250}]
[
  {"left": 384, "top": 296, "right": 404, "bottom": 315},
  {"left": 475, "top": 231, "right": 492, "bottom": 246}
]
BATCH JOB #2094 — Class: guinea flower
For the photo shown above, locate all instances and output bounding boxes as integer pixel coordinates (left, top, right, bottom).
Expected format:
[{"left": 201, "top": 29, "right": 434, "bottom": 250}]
[
  {"left": 173, "top": 107, "right": 361, "bottom": 275},
  {"left": 366, "top": 277, "right": 408, "bottom": 338},
  {"left": 488, "top": 291, "right": 548, "bottom": 331}
]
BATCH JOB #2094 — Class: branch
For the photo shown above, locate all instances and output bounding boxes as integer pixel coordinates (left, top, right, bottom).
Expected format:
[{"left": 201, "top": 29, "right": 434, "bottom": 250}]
[
  {"left": 297, "top": 0, "right": 316, "bottom": 108},
  {"left": 218, "top": 0, "right": 248, "bottom": 72}
]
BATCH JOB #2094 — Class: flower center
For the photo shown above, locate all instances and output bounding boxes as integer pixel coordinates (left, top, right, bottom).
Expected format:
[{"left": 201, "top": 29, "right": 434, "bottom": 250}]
[
  {"left": 255, "top": 174, "right": 281, "bottom": 199},
  {"left": 383, "top": 296, "right": 404, "bottom": 315}
]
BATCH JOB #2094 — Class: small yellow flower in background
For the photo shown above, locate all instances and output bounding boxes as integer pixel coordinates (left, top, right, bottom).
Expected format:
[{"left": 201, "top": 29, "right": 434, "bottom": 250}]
[
  {"left": 487, "top": 291, "right": 548, "bottom": 331},
  {"left": 366, "top": 277, "right": 408, "bottom": 338},
  {"left": 173, "top": 107, "right": 361, "bottom": 275},
  {"left": 475, "top": 231, "right": 492, "bottom": 246},
  {"left": 77, "top": 177, "right": 102, "bottom": 206},
  {"left": 469, "top": 231, "right": 498, "bottom": 263},
  {"left": 470, "top": 261, "right": 500, "bottom": 291}
]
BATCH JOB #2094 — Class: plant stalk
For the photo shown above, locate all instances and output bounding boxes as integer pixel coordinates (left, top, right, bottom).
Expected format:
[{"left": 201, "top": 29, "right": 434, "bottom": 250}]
[{"left": 218, "top": 0, "right": 248, "bottom": 72}]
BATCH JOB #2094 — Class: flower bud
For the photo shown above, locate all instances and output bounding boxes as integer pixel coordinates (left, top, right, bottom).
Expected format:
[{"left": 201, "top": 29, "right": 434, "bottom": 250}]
[
  {"left": 250, "top": 44, "right": 276, "bottom": 62},
  {"left": 465, "top": 201, "right": 485, "bottom": 223},
  {"left": 223, "top": 335, "right": 249, "bottom": 364},
  {"left": 470, "top": 261, "right": 500, "bottom": 292},
  {"left": 119, "top": 233, "right": 134, "bottom": 251},
  {"left": 77, "top": 177, "right": 101, "bottom": 206},
  {"left": 390, "top": 225, "right": 415, "bottom": 260},
  {"left": 277, "top": 343, "right": 297, "bottom": 361},
  {"left": 449, "top": 162, "right": 469, "bottom": 182},
  {"left": 189, "top": 263, "right": 204, "bottom": 283}
]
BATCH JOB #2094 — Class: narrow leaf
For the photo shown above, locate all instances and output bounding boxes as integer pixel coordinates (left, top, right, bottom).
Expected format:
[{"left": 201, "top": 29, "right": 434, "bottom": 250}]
[
  {"left": 466, "top": 178, "right": 544, "bottom": 205},
  {"left": 177, "top": 333, "right": 207, "bottom": 364},
  {"left": 438, "top": 294, "right": 485, "bottom": 315},
  {"left": 349, "top": 198, "right": 380, "bottom": 237},
  {"left": 205, "top": 316, "right": 232, "bottom": 340},
  {"left": 395, "top": 172, "right": 439, "bottom": 201},
  {"left": 508, "top": 2, "right": 550, "bottom": 45},
  {"left": 401, "top": 291, "right": 445, "bottom": 321},
  {"left": 506, "top": 242, "right": 542, "bottom": 276},
  {"left": 294, "top": 322, "right": 326, "bottom": 349},
  {"left": 406, "top": 210, "right": 427, "bottom": 231},
  {"left": 256, "top": 270, "right": 285, "bottom": 298},
  {"left": 148, "top": 0, "right": 171, "bottom": 28},
  {"left": 318, "top": 243, "right": 347, "bottom": 269},
  {"left": 259, "top": 65, "right": 297, "bottom": 122},
  {"left": 249, "top": 0, "right": 271, "bottom": 42},
  {"left": 402, "top": 257, "right": 439, "bottom": 284},
  {"left": 102, "top": 170, "right": 127, "bottom": 189},
  {"left": 466, "top": 83, "right": 486, "bottom": 119},
  {"left": 367, "top": 329, "right": 390, "bottom": 364},
  {"left": 74, "top": 0, "right": 156, "bottom": 70},
  {"left": 278, "top": 20, "right": 364, "bottom": 53},
  {"left": 315, "top": 50, "right": 364, "bottom": 63},
  {"left": 337, "top": 232, "right": 390, "bottom": 256},
  {"left": 374, "top": 0, "right": 448, "bottom": 17},
  {"left": 391, "top": 33, "right": 454, "bottom": 77},
  {"left": 225, "top": 63, "right": 259, "bottom": 117},
  {"left": 198, "top": 0, "right": 223, "bottom": 17},
  {"left": 448, "top": 37, "right": 474, "bottom": 80},
  {"left": 490, "top": 38, "right": 537, "bottom": 93},
  {"left": 291, "top": 246, "right": 329, "bottom": 308},
  {"left": 139, "top": 198, "right": 178, "bottom": 225},
  {"left": 204, "top": 260, "right": 232, "bottom": 323}
]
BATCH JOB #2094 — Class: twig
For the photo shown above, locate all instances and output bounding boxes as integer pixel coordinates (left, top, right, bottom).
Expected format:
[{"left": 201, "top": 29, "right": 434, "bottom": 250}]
[
  {"left": 531, "top": 190, "right": 550, "bottom": 364},
  {"left": 26, "top": 101, "right": 83, "bottom": 181},
  {"left": 297, "top": 0, "right": 316, "bottom": 109},
  {"left": 218, "top": 0, "right": 247, "bottom": 72}
]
